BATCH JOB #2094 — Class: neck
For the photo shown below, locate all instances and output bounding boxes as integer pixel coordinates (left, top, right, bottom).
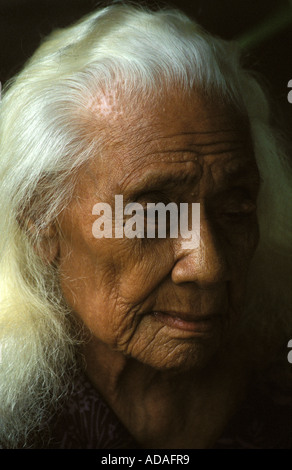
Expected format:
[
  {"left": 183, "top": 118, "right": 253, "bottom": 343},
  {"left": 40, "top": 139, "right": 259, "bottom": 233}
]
[{"left": 82, "top": 338, "right": 250, "bottom": 448}]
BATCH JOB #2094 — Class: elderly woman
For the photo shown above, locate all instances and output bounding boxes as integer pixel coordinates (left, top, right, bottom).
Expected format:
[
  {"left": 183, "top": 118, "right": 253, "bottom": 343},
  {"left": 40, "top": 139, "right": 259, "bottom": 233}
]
[{"left": 0, "top": 3, "right": 291, "bottom": 449}]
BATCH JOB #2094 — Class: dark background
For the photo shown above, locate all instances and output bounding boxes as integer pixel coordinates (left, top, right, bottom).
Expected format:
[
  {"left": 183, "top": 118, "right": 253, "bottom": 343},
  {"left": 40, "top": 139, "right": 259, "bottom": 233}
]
[{"left": 0, "top": 0, "right": 291, "bottom": 134}]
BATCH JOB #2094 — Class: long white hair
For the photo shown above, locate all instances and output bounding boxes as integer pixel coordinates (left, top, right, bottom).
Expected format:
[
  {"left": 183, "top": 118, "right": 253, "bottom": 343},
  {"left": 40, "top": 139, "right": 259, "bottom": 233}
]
[{"left": 0, "top": 2, "right": 291, "bottom": 448}]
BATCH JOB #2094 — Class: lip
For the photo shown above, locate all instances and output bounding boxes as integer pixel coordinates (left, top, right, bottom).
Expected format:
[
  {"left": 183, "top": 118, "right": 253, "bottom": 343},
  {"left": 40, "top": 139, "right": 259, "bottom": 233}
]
[{"left": 152, "top": 311, "right": 221, "bottom": 333}]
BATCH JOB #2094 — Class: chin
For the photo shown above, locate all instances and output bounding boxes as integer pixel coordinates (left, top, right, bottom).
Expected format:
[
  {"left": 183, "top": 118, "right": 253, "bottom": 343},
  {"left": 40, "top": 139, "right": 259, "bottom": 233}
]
[{"left": 133, "top": 335, "right": 224, "bottom": 372}]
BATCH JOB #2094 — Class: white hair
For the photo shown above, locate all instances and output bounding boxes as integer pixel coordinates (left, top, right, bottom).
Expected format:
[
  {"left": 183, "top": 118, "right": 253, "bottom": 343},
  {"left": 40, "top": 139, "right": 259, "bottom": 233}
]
[{"left": 0, "top": 2, "right": 291, "bottom": 448}]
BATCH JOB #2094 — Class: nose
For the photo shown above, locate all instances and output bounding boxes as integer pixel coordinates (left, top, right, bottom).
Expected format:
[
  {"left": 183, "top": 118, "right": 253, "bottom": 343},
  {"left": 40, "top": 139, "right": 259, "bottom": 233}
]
[{"left": 171, "top": 216, "right": 230, "bottom": 288}]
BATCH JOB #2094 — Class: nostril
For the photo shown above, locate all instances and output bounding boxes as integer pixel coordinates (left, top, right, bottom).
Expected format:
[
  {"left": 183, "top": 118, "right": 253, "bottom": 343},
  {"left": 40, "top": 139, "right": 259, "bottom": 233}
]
[{"left": 171, "top": 236, "right": 229, "bottom": 286}]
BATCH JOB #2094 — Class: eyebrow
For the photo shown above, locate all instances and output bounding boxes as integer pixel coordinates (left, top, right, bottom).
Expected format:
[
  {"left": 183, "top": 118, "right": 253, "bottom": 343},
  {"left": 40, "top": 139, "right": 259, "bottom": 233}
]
[
  {"left": 121, "top": 159, "right": 260, "bottom": 198},
  {"left": 124, "top": 169, "right": 198, "bottom": 197}
]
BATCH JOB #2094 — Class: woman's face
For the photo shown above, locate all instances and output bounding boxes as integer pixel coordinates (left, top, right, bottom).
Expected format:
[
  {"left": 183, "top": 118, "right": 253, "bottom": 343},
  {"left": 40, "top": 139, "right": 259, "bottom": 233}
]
[{"left": 56, "top": 89, "right": 260, "bottom": 371}]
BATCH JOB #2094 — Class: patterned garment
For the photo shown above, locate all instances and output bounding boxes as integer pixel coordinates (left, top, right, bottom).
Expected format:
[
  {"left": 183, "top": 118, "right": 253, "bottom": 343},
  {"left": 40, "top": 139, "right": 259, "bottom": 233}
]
[
  {"left": 48, "top": 374, "right": 136, "bottom": 449},
  {"left": 47, "top": 368, "right": 292, "bottom": 449}
]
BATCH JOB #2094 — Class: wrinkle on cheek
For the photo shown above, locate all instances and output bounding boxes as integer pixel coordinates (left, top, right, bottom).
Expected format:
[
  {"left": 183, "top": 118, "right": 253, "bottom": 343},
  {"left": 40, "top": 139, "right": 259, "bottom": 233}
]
[
  {"left": 127, "top": 322, "right": 163, "bottom": 358},
  {"left": 117, "top": 253, "right": 168, "bottom": 303},
  {"left": 115, "top": 311, "right": 141, "bottom": 348}
]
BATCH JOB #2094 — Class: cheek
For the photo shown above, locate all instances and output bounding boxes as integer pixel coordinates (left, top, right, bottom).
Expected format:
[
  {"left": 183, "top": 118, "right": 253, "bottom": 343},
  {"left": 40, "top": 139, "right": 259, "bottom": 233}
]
[
  {"left": 56, "top": 211, "right": 124, "bottom": 341},
  {"left": 58, "top": 239, "right": 119, "bottom": 341},
  {"left": 227, "top": 219, "right": 260, "bottom": 301},
  {"left": 114, "top": 239, "right": 175, "bottom": 303},
  {"left": 220, "top": 212, "right": 259, "bottom": 262},
  {"left": 58, "top": 223, "right": 174, "bottom": 347},
  {"left": 233, "top": 220, "right": 259, "bottom": 267}
]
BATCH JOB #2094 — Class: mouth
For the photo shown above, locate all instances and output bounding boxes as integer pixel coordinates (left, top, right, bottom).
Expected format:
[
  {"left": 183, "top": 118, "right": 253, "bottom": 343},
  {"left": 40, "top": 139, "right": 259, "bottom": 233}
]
[{"left": 151, "top": 310, "right": 222, "bottom": 335}]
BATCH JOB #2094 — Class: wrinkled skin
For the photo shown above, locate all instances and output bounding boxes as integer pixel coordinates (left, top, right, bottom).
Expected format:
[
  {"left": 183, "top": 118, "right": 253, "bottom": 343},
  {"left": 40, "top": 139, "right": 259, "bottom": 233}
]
[
  {"left": 55, "top": 89, "right": 259, "bottom": 367},
  {"left": 45, "top": 88, "right": 260, "bottom": 447}
]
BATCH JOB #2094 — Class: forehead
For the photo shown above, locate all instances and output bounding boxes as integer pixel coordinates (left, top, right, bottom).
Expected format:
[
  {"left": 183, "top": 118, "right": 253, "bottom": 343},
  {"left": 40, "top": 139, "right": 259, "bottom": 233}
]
[{"left": 85, "top": 89, "right": 256, "bottom": 197}]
